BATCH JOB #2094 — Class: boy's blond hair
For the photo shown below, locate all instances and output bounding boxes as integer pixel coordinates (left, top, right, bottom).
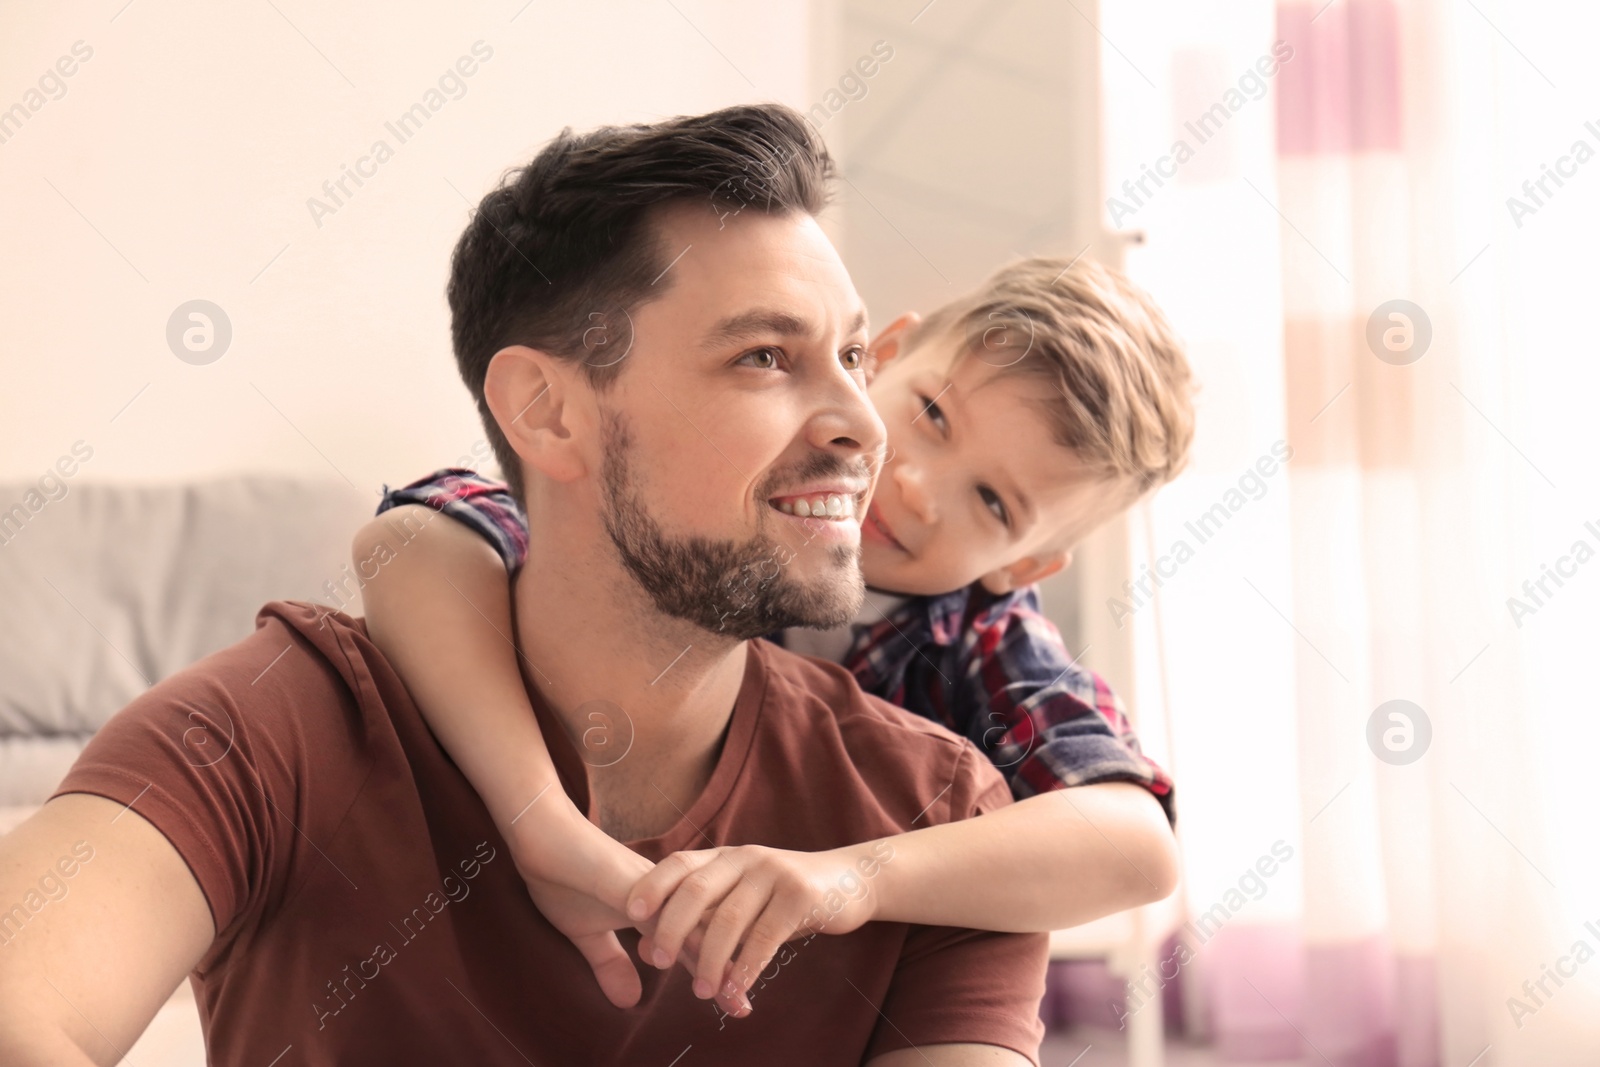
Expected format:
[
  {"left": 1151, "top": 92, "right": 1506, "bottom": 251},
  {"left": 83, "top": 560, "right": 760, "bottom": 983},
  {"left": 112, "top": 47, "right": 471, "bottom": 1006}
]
[{"left": 904, "top": 255, "right": 1196, "bottom": 544}]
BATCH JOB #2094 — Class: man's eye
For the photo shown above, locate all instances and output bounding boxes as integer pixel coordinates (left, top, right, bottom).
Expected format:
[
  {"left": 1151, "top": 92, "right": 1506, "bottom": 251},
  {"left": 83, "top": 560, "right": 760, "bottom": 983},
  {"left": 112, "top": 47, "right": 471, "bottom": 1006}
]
[
  {"left": 738, "top": 347, "right": 783, "bottom": 370},
  {"left": 840, "top": 345, "right": 866, "bottom": 371},
  {"left": 914, "top": 393, "right": 948, "bottom": 433},
  {"left": 979, "top": 486, "right": 1010, "bottom": 527}
]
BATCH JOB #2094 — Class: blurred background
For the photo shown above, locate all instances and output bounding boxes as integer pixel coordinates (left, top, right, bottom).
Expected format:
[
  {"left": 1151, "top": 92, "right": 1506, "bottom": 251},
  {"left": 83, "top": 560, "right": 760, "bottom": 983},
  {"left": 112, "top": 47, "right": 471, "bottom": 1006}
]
[{"left": 2, "top": 0, "right": 1598, "bottom": 1063}]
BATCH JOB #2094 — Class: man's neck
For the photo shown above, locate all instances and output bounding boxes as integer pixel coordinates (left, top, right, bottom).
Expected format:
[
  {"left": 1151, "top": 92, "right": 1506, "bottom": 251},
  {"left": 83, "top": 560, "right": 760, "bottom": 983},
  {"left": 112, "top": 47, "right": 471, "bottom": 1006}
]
[{"left": 513, "top": 523, "right": 748, "bottom": 841}]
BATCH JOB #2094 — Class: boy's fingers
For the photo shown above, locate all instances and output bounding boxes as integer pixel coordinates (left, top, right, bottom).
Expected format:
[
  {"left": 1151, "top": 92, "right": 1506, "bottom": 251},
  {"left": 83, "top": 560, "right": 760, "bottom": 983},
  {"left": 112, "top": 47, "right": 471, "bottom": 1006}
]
[
  {"left": 719, "top": 960, "right": 753, "bottom": 1017},
  {"left": 693, "top": 880, "right": 769, "bottom": 999},
  {"left": 651, "top": 861, "right": 740, "bottom": 969},
  {"left": 587, "top": 836, "right": 656, "bottom": 914},
  {"left": 635, "top": 922, "right": 710, "bottom": 967},
  {"left": 626, "top": 849, "right": 717, "bottom": 922},
  {"left": 681, "top": 923, "right": 708, "bottom": 963},
  {"left": 637, "top": 930, "right": 747, "bottom": 1016},
  {"left": 571, "top": 930, "right": 642, "bottom": 1009},
  {"left": 634, "top": 927, "right": 704, "bottom": 970},
  {"left": 727, "top": 899, "right": 797, "bottom": 996}
]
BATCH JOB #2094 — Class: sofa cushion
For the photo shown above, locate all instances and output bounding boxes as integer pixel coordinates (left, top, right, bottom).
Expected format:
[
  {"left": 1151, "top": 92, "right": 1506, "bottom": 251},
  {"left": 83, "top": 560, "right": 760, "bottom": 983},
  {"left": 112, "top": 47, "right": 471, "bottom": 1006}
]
[{"left": 0, "top": 476, "right": 374, "bottom": 803}]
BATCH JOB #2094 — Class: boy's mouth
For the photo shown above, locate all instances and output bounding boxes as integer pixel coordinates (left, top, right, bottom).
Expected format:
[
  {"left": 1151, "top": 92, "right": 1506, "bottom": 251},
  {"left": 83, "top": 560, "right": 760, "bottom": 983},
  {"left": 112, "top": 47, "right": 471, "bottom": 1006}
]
[{"left": 861, "top": 500, "right": 907, "bottom": 552}]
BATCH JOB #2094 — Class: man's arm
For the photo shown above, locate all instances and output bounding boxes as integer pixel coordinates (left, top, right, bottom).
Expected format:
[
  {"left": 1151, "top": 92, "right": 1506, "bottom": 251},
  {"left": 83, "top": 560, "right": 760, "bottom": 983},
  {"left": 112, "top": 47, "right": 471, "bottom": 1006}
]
[
  {"left": 0, "top": 794, "right": 213, "bottom": 1066},
  {"left": 863, "top": 781, "right": 1180, "bottom": 931}
]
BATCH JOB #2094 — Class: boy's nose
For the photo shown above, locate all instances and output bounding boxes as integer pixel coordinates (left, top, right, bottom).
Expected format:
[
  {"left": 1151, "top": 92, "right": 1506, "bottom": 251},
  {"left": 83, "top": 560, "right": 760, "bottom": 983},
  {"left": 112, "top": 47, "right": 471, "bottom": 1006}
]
[{"left": 892, "top": 463, "right": 938, "bottom": 525}]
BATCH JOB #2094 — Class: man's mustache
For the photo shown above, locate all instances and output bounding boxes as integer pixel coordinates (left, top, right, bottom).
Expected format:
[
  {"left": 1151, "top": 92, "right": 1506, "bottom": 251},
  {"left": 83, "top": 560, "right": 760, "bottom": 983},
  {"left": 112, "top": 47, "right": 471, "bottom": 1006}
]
[{"left": 756, "top": 451, "right": 879, "bottom": 500}]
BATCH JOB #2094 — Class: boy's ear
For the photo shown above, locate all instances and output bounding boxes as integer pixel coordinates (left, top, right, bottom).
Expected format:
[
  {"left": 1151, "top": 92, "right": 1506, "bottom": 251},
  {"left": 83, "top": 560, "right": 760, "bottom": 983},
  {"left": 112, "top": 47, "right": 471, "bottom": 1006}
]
[
  {"left": 483, "top": 345, "right": 588, "bottom": 484},
  {"left": 866, "top": 312, "right": 922, "bottom": 379},
  {"left": 979, "top": 548, "right": 1072, "bottom": 596}
]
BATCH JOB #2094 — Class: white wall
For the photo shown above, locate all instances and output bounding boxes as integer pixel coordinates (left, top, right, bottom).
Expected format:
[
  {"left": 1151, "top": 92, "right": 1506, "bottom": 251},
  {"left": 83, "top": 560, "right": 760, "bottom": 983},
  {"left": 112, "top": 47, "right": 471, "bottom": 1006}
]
[{"left": 0, "top": 0, "right": 811, "bottom": 495}]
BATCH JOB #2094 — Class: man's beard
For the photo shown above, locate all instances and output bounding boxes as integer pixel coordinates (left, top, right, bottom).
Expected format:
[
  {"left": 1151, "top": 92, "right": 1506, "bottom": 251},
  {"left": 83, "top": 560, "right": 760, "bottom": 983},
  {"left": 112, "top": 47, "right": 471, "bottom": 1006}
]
[{"left": 599, "top": 411, "right": 865, "bottom": 640}]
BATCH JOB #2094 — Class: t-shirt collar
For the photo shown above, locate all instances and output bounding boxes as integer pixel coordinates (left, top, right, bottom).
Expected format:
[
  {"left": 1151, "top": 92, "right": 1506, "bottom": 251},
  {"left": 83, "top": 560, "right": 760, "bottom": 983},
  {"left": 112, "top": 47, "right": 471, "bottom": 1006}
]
[{"left": 514, "top": 638, "right": 769, "bottom": 858}]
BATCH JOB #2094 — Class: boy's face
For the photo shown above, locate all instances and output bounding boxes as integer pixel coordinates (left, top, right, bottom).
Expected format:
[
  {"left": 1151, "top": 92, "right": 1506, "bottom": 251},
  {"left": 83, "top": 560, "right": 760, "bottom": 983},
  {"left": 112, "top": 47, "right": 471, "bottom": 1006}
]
[{"left": 860, "top": 315, "right": 1119, "bottom": 598}]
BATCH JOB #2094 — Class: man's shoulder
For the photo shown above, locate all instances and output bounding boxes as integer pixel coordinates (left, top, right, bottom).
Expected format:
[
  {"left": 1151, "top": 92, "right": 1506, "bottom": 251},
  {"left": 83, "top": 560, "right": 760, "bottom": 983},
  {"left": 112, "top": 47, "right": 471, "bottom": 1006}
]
[
  {"left": 54, "top": 597, "right": 395, "bottom": 836},
  {"left": 60, "top": 601, "right": 392, "bottom": 793},
  {"left": 48, "top": 600, "right": 392, "bottom": 945},
  {"left": 167, "top": 599, "right": 379, "bottom": 715}
]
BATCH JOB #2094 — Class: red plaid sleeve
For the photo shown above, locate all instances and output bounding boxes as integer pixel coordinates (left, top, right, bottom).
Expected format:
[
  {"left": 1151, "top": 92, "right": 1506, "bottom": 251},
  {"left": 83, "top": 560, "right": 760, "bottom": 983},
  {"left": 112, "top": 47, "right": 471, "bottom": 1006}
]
[
  {"left": 375, "top": 468, "right": 529, "bottom": 574},
  {"left": 957, "top": 591, "right": 1177, "bottom": 827}
]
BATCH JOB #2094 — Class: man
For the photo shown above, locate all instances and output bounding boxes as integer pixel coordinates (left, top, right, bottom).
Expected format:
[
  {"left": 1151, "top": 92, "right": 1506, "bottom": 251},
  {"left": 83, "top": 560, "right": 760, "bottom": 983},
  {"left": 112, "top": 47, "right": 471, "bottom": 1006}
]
[{"left": 0, "top": 105, "right": 1049, "bottom": 1064}]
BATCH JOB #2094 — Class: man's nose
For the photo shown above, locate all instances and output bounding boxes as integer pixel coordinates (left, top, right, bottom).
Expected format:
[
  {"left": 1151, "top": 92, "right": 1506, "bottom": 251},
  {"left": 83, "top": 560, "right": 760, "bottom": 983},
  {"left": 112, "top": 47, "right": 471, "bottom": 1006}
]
[
  {"left": 809, "top": 367, "right": 888, "bottom": 469},
  {"left": 892, "top": 462, "right": 937, "bottom": 524}
]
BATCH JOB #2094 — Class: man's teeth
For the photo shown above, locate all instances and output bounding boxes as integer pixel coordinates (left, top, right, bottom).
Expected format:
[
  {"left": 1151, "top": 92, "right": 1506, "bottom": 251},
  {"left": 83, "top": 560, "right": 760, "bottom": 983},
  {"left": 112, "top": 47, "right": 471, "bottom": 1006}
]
[{"left": 773, "top": 493, "right": 854, "bottom": 520}]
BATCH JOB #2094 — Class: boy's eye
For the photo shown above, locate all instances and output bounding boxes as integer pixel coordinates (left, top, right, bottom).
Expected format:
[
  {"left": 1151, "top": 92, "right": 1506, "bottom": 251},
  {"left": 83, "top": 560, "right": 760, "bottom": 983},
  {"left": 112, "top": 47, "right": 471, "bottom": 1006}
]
[
  {"left": 840, "top": 345, "right": 866, "bottom": 371},
  {"left": 979, "top": 486, "right": 1010, "bottom": 527},
  {"left": 914, "top": 392, "right": 949, "bottom": 433},
  {"left": 738, "top": 346, "right": 783, "bottom": 370}
]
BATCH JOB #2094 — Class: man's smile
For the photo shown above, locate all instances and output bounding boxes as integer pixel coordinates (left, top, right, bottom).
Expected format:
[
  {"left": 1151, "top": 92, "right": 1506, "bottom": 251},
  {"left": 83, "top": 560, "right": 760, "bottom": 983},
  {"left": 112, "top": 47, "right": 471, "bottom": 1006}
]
[
  {"left": 768, "top": 487, "right": 864, "bottom": 522},
  {"left": 767, "top": 482, "right": 867, "bottom": 546}
]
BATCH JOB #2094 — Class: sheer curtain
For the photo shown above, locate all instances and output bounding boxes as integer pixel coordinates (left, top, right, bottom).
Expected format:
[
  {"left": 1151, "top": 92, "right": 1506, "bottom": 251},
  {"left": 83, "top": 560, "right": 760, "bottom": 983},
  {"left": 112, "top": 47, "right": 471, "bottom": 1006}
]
[{"left": 1093, "top": 0, "right": 1600, "bottom": 1062}]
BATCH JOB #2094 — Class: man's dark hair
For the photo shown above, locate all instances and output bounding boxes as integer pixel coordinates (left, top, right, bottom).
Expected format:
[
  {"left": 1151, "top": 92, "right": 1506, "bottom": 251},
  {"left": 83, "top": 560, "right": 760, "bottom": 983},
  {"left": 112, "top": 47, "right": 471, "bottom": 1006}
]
[{"left": 447, "top": 103, "right": 834, "bottom": 504}]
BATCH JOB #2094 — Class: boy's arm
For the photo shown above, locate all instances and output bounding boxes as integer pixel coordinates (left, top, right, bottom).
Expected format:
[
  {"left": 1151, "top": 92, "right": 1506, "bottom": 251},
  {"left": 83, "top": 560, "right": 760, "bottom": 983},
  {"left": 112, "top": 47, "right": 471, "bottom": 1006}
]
[
  {"left": 626, "top": 751, "right": 1177, "bottom": 1006},
  {"left": 356, "top": 499, "right": 753, "bottom": 1016},
  {"left": 853, "top": 779, "right": 1179, "bottom": 931},
  {"left": 907, "top": 585, "right": 1183, "bottom": 929},
  {"left": 355, "top": 504, "right": 698, "bottom": 1011},
  {"left": 626, "top": 779, "right": 1175, "bottom": 984},
  {"left": 626, "top": 592, "right": 1183, "bottom": 999},
  {"left": 354, "top": 504, "right": 567, "bottom": 842}
]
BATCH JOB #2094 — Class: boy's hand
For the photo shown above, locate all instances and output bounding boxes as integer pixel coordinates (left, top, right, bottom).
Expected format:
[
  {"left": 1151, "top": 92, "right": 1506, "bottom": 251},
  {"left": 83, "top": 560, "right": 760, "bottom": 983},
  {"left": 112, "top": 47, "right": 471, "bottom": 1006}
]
[
  {"left": 505, "top": 797, "right": 749, "bottom": 1016},
  {"left": 624, "top": 844, "right": 880, "bottom": 1004}
]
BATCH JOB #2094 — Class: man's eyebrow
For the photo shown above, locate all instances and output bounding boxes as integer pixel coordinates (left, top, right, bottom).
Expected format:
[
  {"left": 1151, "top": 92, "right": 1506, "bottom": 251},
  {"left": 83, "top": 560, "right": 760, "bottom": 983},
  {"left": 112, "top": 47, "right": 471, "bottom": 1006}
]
[
  {"left": 700, "top": 307, "right": 870, "bottom": 350},
  {"left": 701, "top": 309, "right": 811, "bottom": 350}
]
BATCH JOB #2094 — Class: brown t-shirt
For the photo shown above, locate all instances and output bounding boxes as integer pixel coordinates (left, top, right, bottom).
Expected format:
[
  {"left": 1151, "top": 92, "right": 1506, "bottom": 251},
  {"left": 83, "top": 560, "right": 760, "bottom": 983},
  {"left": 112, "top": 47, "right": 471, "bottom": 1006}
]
[{"left": 52, "top": 600, "right": 1048, "bottom": 1066}]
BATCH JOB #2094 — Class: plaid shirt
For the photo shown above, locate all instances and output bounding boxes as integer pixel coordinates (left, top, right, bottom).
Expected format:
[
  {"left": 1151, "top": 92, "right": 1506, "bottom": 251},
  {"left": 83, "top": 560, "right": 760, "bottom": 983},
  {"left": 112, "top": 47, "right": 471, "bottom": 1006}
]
[
  {"left": 378, "top": 468, "right": 1176, "bottom": 827},
  {"left": 377, "top": 467, "right": 530, "bottom": 574}
]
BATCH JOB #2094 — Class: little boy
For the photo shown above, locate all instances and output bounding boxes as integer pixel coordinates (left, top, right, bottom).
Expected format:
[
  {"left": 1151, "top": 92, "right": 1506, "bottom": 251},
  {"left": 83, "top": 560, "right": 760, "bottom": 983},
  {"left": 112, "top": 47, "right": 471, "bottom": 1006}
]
[{"left": 355, "top": 254, "right": 1194, "bottom": 1015}]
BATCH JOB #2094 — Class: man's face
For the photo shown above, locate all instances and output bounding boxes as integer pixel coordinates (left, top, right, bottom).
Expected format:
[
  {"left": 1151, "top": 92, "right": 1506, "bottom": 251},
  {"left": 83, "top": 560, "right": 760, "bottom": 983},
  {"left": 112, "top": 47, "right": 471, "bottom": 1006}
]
[{"left": 587, "top": 204, "right": 884, "bottom": 638}]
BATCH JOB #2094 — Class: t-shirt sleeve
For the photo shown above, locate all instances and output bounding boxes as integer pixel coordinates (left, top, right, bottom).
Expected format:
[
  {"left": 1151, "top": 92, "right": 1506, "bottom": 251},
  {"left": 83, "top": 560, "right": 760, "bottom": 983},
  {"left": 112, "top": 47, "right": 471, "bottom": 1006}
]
[
  {"left": 375, "top": 467, "right": 529, "bottom": 574},
  {"left": 863, "top": 742, "right": 1050, "bottom": 1065},
  {"left": 47, "top": 604, "right": 369, "bottom": 969}
]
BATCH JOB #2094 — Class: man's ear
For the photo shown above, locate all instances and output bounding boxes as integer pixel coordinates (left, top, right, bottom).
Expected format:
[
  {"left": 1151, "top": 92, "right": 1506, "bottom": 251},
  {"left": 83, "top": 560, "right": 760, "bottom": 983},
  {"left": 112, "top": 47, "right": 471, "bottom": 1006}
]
[
  {"left": 979, "top": 548, "right": 1072, "bottom": 596},
  {"left": 865, "top": 312, "right": 922, "bottom": 380},
  {"left": 482, "top": 345, "right": 588, "bottom": 483}
]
